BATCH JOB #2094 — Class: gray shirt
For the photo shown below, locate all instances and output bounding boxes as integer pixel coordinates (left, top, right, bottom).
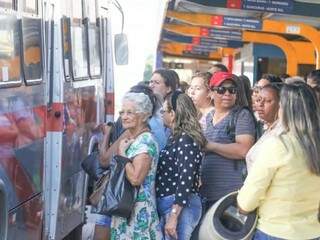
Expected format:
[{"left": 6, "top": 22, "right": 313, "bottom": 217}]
[{"left": 200, "top": 107, "right": 256, "bottom": 201}]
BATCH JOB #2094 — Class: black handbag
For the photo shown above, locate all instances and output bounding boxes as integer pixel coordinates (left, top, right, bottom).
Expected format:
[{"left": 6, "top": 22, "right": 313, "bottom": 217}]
[
  {"left": 81, "top": 151, "right": 102, "bottom": 181},
  {"left": 89, "top": 169, "right": 111, "bottom": 206},
  {"left": 100, "top": 155, "right": 139, "bottom": 219}
]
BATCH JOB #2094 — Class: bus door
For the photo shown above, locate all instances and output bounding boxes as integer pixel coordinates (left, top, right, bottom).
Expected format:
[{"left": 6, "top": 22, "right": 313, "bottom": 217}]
[
  {"left": 0, "top": 0, "right": 45, "bottom": 239},
  {"left": 44, "top": 0, "right": 104, "bottom": 238}
]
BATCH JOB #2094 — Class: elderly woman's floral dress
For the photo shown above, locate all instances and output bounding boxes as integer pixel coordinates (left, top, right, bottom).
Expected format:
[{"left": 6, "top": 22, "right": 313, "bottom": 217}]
[{"left": 111, "top": 132, "right": 163, "bottom": 240}]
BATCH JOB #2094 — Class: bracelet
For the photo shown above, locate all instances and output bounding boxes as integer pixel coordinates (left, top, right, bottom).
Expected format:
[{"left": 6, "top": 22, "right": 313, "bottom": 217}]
[{"left": 171, "top": 208, "right": 178, "bottom": 215}]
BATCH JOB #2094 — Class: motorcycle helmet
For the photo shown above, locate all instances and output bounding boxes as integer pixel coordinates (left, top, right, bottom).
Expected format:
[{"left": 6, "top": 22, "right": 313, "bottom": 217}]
[{"left": 199, "top": 191, "right": 257, "bottom": 240}]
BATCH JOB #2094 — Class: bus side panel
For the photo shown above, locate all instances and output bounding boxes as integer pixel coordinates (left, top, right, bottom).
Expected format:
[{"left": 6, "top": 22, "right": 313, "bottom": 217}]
[
  {"left": 7, "top": 193, "right": 43, "bottom": 240},
  {"left": 0, "top": 85, "right": 45, "bottom": 210},
  {"left": 54, "top": 82, "right": 98, "bottom": 238}
]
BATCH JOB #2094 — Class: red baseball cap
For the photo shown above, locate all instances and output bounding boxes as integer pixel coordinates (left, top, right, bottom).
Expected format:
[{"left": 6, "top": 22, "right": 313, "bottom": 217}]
[{"left": 209, "top": 71, "right": 235, "bottom": 88}]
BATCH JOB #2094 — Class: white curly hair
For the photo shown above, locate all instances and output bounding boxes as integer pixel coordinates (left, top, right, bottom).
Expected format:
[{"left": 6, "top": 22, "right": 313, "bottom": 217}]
[{"left": 122, "top": 92, "right": 153, "bottom": 120}]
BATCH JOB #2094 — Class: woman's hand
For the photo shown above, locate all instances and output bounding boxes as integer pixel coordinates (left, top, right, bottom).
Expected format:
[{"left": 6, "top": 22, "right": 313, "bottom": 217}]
[
  {"left": 102, "top": 124, "right": 112, "bottom": 135},
  {"left": 165, "top": 214, "right": 178, "bottom": 239},
  {"left": 98, "top": 125, "right": 112, "bottom": 152},
  {"left": 118, "top": 138, "right": 134, "bottom": 156}
]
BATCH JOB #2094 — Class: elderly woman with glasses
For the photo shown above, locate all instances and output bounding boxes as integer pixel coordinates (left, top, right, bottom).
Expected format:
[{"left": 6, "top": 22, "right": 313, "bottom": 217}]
[
  {"left": 109, "top": 92, "right": 163, "bottom": 240},
  {"left": 200, "top": 71, "right": 256, "bottom": 212}
]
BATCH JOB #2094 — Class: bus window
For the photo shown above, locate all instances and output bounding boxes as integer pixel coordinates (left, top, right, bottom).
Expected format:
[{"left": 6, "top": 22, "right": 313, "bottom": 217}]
[
  {"left": 85, "top": 0, "right": 101, "bottom": 78},
  {"left": 83, "top": 0, "right": 97, "bottom": 23},
  {"left": 0, "top": 0, "right": 13, "bottom": 9},
  {"left": 0, "top": 14, "right": 21, "bottom": 87},
  {"left": 70, "top": 0, "right": 88, "bottom": 80},
  {"left": 87, "top": 21, "right": 101, "bottom": 78},
  {"left": 21, "top": 17, "right": 42, "bottom": 83},
  {"left": 21, "top": 0, "right": 37, "bottom": 14},
  {"left": 71, "top": 19, "right": 88, "bottom": 80},
  {"left": 61, "top": 17, "right": 72, "bottom": 80}
]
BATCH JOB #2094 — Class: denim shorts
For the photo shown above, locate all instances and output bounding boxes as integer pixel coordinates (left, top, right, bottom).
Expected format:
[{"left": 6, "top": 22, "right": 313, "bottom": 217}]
[
  {"left": 157, "top": 194, "right": 202, "bottom": 240},
  {"left": 90, "top": 204, "right": 111, "bottom": 227},
  {"left": 91, "top": 212, "right": 111, "bottom": 227}
]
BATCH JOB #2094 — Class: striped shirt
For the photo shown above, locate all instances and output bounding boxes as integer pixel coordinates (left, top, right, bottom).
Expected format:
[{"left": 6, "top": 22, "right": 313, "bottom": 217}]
[{"left": 200, "top": 107, "right": 256, "bottom": 201}]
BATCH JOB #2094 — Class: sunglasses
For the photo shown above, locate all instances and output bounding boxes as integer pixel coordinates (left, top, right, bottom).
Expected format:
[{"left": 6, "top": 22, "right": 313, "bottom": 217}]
[{"left": 211, "top": 86, "right": 237, "bottom": 95}]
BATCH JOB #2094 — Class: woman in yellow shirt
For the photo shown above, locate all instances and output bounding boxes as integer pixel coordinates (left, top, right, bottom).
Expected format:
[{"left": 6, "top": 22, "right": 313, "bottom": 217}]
[{"left": 237, "top": 82, "right": 320, "bottom": 240}]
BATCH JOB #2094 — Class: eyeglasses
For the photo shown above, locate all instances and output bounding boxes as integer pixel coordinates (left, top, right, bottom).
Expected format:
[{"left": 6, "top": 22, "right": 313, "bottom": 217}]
[
  {"left": 118, "top": 110, "right": 138, "bottom": 117},
  {"left": 149, "top": 79, "right": 162, "bottom": 85},
  {"left": 211, "top": 86, "right": 237, "bottom": 95}
]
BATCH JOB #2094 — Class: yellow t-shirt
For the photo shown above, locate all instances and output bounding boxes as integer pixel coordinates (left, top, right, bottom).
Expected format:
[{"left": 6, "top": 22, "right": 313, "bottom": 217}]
[{"left": 238, "top": 133, "right": 320, "bottom": 240}]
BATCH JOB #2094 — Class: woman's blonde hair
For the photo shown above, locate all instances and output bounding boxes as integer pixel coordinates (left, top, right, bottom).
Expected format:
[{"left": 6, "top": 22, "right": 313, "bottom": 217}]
[
  {"left": 191, "top": 72, "right": 212, "bottom": 89},
  {"left": 280, "top": 82, "right": 320, "bottom": 175},
  {"left": 166, "top": 91, "right": 207, "bottom": 148}
]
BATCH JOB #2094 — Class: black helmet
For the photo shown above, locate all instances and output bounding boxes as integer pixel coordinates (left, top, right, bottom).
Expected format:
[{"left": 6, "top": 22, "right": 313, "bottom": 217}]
[{"left": 199, "top": 192, "right": 257, "bottom": 240}]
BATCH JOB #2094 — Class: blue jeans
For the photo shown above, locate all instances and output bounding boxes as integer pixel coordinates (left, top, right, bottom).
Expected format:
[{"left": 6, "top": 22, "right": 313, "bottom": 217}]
[
  {"left": 157, "top": 194, "right": 202, "bottom": 240},
  {"left": 253, "top": 230, "right": 284, "bottom": 240},
  {"left": 254, "top": 229, "right": 320, "bottom": 240}
]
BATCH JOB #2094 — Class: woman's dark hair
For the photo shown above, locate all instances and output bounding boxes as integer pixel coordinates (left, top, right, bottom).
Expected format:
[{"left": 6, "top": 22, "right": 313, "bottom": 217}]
[
  {"left": 165, "top": 91, "right": 207, "bottom": 148},
  {"left": 212, "top": 63, "right": 228, "bottom": 73},
  {"left": 307, "top": 69, "right": 320, "bottom": 85},
  {"left": 129, "top": 84, "right": 160, "bottom": 116},
  {"left": 167, "top": 69, "right": 180, "bottom": 89},
  {"left": 259, "top": 74, "right": 282, "bottom": 84},
  {"left": 278, "top": 73, "right": 291, "bottom": 82},
  {"left": 179, "top": 81, "right": 190, "bottom": 93},
  {"left": 225, "top": 74, "right": 246, "bottom": 108},
  {"left": 152, "top": 69, "right": 179, "bottom": 94},
  {"left": 238, "top": 75, "right": 253, "bottom": 109},
  {"left": 261, "top": 83, "right": 283, "bottom": 100}
]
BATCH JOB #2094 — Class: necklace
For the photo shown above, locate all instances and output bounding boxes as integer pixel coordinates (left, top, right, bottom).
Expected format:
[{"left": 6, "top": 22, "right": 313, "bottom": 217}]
[{"left": 212, "top": 110, "right": 229, "bottom": 125}]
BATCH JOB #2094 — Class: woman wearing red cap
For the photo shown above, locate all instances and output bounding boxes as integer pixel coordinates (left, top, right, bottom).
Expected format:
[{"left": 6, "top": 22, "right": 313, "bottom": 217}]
[{"left": 200, "top": 71, "right": 256, "bottom": 212}]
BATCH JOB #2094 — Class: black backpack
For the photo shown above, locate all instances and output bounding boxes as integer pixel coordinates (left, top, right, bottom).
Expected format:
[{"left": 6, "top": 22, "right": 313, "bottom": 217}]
[{"left": 225, "top": 106, "right": 259, "bottom": 180}]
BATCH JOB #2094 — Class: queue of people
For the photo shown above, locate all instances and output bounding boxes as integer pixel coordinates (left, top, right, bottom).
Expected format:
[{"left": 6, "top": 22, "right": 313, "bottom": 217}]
[{"left": 88, "top": 67, "right": 320, "bottom": 240}]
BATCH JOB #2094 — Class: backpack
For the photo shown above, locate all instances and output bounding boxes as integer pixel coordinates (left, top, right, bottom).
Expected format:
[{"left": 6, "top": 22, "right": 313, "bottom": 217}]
[
  {"left": 226, "top": 106, "right": 258, "bottom": 142},
  {"left": 225, "top": 106, "right": 258, "bottom": 180}
]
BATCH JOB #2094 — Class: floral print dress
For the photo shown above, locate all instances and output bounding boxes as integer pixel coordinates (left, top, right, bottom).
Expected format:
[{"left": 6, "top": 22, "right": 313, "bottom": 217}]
[{"left": 111, "top": 132, "right": 163, "bottom": 240}]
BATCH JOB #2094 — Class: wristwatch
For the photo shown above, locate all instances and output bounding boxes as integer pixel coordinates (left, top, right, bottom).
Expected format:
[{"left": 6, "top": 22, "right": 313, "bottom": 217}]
[{"left": 171, "top": 208, "right": 177, "bottom": 215}]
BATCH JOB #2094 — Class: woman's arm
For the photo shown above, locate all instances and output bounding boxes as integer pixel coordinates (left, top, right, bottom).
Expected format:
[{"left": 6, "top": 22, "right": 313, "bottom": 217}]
[
  {"left": 206, "top": 109, "right": 256, "bottom": 159},
  {"left": 237, "top": 137, "right": 286, "bottom": 212},
  {"left": 124, "top": 153, "right": 151, "bottom": 186},
  {"left": 118, "top": 137, "right": 152, "bottom": 186},
  {"left": 165, "top": 204, "right": 183, "bottom": 239},
  {"left": 99, "top": 127, "right": 129, "bottom": 167},
  {"left": 206, "top": 134, "right": 255, "bottom": 159}
]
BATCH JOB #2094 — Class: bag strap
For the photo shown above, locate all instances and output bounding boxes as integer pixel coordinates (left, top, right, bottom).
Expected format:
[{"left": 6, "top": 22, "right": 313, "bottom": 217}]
[
  {"left": 226, "top": 106, "right": 258, "bottom": 142},
  {"left": 131, "top": 127, "right": 150, "bottom": 139},
  {"left": 225, "top": 106, "right": 257, "bottom": 176}
]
